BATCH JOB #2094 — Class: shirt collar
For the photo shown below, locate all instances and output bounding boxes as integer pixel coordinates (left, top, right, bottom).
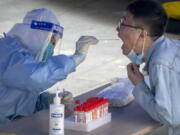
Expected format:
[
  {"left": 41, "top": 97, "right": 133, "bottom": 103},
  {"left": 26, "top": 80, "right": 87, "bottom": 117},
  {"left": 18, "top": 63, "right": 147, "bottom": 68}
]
[{"left": 143, "top": 35, "right": 165, "bottom": 73}]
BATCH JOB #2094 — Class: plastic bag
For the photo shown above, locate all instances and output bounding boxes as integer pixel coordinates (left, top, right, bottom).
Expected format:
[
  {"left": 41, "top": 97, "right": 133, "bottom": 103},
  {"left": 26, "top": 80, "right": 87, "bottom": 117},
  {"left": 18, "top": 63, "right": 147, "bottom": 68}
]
[
  {"left": 97, "top": 76, "right": 150, "bottom": 107},
  {"left": 97, "top": 78, "right": 135, "bottom": 107}
]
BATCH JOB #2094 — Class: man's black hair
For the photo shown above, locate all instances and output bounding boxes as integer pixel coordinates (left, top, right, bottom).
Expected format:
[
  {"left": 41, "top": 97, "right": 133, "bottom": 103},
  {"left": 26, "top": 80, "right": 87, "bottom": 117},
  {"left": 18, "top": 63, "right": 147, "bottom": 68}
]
[{"left": 127, "top": 0, "right": 168, "bottom": 37}]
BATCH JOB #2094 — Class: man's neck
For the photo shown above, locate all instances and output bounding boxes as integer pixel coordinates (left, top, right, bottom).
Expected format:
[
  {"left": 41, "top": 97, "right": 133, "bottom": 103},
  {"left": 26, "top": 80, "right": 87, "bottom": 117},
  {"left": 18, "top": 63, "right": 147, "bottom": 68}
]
[{"left": 144, "top": 37, "right": 154, "bottom": 55}]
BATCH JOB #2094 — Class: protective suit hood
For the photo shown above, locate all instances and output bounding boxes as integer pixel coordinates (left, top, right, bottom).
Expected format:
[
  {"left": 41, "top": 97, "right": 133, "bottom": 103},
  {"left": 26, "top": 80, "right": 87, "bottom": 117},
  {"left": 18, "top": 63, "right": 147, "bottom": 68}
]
[{"left": 7, "top": 8, "right": 63, "bottom": 60}]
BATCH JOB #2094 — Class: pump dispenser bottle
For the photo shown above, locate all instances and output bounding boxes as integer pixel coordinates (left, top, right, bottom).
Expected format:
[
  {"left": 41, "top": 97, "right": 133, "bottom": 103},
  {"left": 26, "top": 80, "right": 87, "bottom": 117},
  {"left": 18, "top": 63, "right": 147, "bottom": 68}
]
[{"left": 49, "top": 90, "right": 64, "bottom": 135}]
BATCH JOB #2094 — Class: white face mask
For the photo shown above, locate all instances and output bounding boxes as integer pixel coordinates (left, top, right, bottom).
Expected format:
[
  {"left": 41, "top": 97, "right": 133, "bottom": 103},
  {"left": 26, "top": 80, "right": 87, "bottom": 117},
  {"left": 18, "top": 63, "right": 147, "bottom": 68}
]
[{"left": 127, "top": 33, "right": 146, "bottom": 65}]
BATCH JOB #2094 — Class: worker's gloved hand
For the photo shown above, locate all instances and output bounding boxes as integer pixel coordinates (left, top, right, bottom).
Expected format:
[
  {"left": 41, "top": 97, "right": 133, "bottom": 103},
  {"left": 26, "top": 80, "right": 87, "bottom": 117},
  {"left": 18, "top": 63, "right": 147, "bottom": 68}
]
[
  {"left": 75, "top": 36, "right": 99, "bottom": 55},
  {"left": 60, "top": 90, "right": 74, "bottom": 117},
  {"left": 71, "top": 36, "right": 99, "bottom": 66},
  {"left": 59, "top": 90, "right": 73, "bottom": 104}
]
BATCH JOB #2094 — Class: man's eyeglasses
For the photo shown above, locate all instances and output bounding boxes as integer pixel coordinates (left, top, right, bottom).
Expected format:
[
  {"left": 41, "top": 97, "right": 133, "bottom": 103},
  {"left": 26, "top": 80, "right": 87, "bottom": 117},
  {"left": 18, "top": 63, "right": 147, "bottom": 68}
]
[{"left": 117, "top": 18, "right": 143, "bottom": 30}]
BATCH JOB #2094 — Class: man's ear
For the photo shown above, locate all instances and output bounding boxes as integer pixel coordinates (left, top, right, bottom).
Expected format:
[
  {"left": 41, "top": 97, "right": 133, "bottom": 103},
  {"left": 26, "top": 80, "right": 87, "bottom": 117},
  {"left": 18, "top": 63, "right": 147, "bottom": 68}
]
[{"left": 140, "top": 30, "right": 148, "bottom": 38}]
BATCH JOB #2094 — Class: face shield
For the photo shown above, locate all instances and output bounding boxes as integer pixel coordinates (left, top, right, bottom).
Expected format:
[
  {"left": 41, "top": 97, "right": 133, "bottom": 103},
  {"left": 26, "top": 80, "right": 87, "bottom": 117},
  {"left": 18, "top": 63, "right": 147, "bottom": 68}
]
[
  {"left": 30, "top": 20, "right": 64, "bottom": 61},
  {"left": 7, "top": 8, "right": 64, "bottom": 61}
]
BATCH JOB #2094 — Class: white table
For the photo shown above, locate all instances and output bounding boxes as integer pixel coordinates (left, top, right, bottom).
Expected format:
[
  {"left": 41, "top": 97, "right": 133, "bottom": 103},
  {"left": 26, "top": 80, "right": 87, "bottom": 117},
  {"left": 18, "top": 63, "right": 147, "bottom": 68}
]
[{"left": 0, "top": 84, "right": 161, "bottom": 135}]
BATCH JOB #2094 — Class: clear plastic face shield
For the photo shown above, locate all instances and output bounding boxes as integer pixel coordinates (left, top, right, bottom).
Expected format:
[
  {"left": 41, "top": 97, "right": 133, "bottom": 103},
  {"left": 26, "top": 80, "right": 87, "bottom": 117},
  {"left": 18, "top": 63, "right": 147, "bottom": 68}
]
[{"left": 30, "top": 20, "right": 64, "bottom": 61}]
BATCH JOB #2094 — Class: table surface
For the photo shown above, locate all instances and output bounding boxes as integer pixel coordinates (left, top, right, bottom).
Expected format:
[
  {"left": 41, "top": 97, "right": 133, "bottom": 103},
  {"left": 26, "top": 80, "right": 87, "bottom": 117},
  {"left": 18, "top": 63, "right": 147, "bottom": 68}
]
[{"left": 0, "top": 84, "right": 161, "bottom": 135}]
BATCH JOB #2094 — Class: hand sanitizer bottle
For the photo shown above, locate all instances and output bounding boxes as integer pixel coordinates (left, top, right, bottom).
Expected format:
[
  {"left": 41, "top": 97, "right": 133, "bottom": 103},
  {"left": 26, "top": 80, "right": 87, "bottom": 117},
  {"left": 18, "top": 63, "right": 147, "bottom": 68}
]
[{"left": 49, "top": 90, "right": 64, "bottom": 135}]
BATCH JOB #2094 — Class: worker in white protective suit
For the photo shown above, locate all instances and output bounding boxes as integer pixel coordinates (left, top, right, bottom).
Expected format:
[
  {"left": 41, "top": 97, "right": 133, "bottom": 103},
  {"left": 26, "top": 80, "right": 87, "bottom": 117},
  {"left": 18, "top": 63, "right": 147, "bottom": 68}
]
[{"left": 0, "top": 8, "right": 98, "bottom": 125}]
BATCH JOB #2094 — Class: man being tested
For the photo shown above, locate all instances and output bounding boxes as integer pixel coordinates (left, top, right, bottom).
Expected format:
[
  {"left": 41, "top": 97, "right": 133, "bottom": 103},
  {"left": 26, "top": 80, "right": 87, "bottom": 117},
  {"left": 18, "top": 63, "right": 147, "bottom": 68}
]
[
  {"left": 117, "top": 0, "right": 180, "bottom": 135},
  {"left": 0, "top": 8, "right": 98, "bottom": 125}
]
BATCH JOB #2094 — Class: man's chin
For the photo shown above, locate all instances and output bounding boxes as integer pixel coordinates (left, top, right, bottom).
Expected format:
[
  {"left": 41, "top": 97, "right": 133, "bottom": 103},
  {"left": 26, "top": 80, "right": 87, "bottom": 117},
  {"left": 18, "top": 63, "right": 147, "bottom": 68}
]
[
  {"left": 121, "top": 44, "right": 126, "bottom": 55},
  {"left": 121, "top": 48, "right": 126, "bottom": 55},
  {"left": 122, "top": 51, "right": 127, "bottom": 56}
]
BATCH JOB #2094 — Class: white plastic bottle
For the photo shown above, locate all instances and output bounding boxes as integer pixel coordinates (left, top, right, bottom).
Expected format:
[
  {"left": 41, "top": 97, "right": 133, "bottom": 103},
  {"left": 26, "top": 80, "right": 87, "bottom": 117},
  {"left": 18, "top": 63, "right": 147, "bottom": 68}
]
[{"left": 49, "top": 91, "right": 64, "bottom": 135}]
